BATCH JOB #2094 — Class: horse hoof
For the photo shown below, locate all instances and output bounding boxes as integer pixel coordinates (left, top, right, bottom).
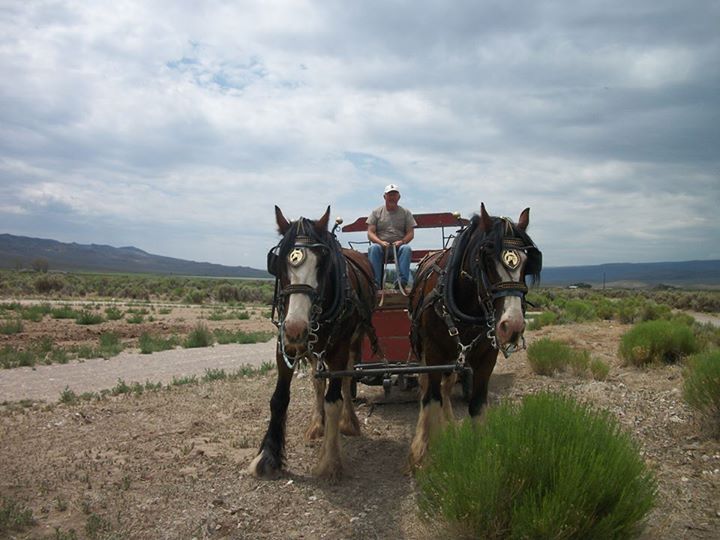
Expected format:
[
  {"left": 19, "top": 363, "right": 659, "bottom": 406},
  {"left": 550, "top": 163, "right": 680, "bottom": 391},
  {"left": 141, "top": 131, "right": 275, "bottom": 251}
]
[
  {"left": 313, "top": 462, "right": 343, "bottom": 483},
  {"left": 304, "top": 423, "right": 325, "bottom": 441},
  {"left": 339, "top": 417, "right": 361, "bottom": 437},
  {"left": 247, "top": 452, "right": 282, "bottom": 479}
]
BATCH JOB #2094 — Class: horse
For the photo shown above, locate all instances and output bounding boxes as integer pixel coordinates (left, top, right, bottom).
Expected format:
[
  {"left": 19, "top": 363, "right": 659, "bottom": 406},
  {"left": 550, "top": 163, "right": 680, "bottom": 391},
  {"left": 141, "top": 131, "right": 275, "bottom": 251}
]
[
  {"left": 248, "top": 206, "right": 378, "bottom": 480},
  {"left": 407, "top": 203, "right": 542, "bottom": 467}
]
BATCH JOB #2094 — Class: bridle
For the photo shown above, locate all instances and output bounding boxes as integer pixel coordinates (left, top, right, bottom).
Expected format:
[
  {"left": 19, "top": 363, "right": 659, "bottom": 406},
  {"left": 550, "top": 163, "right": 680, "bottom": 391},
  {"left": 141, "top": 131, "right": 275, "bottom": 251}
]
[
  {"left": 412, "top": 216, "right": 541, "bottom": 362},
  {"left": 451, "top": 223, "right": 536, "bottom": 356},
  {"left": 267, "top": 221, "right": 349, "bottom": 369}
]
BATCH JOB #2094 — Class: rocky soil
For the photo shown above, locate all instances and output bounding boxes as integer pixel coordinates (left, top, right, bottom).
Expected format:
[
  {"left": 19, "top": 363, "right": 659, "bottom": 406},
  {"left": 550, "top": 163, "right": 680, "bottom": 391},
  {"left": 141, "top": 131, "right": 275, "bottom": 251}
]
[{"left": 0, "top": 316, "right": 718, "bottom": 539}]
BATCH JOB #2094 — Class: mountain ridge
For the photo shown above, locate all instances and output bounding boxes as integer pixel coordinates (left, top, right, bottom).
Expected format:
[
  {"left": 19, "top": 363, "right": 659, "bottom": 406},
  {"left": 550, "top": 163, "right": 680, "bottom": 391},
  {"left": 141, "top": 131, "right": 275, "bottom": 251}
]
[
  {"left": 1, "top": 233, "right": 718, "bottom": 286},
  {"left": 0, "top": 233, "right": 270, "bottom": 278}
]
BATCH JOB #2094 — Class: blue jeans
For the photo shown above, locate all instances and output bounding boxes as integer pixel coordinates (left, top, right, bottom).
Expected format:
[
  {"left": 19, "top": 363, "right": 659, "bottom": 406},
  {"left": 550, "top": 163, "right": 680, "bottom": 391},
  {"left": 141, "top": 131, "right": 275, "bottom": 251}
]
[{"left": 368, "top": 244, "right": 412, "bottom": 287}]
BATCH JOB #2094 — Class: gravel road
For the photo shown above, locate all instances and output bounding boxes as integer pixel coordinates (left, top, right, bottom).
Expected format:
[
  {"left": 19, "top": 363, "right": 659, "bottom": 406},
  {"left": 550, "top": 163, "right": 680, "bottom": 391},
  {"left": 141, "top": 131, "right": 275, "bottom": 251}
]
[{"left": 0, "top": 340, "right": 276, "bottom": 403}]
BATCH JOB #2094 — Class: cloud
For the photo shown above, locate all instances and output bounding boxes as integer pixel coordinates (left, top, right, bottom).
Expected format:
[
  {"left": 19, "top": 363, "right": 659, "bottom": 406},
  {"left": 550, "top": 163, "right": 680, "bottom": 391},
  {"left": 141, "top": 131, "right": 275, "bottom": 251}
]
[{"left": 0, "top": 0, "right": 718, "bottom": 268}]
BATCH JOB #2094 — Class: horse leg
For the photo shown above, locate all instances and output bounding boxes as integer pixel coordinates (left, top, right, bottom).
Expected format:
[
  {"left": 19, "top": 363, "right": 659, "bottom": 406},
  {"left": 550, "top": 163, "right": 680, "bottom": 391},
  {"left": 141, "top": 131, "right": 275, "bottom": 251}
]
[
  {"left": 248, "top": 357, "right": 293, "bottom": 478},
  {"left": 339, "top": 334, "right": 361, "bottom": 436},
  {"left": 468, "top": 351, "right": 498, "bottom": 423},
  {"left": 409, "top": 362, "right": 446, "bottom": 469},
  {"left": 441, "top": 372, "right": 457, "bottom": 422},
  {"left": 314, "top": 377, "right": 344, "bottom": 481},
  {"left": 304, "top": 358, "right": 326, "bottom": 441}
]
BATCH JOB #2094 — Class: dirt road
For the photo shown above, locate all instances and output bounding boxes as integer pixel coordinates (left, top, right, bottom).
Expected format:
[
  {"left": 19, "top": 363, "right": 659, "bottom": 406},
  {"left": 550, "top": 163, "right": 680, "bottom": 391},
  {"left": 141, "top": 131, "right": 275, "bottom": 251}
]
[{"left": 0, "top": 340, "right": 276, "bottom": 403}]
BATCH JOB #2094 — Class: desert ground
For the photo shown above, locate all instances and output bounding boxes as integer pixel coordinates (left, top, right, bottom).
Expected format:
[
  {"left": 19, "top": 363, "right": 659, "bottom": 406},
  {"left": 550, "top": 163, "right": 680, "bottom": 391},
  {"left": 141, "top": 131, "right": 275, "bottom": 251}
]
[{"left": 0, "top": 301, "right": 718, "bottom": 539}]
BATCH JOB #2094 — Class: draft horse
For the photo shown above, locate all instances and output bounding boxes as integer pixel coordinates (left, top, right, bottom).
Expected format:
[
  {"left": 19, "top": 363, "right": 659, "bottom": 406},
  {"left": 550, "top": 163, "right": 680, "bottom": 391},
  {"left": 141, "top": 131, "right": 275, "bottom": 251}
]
[
  {"left": 408, "top": 203, "right": 542, "bottom": 467},
  {"left": 249, "top": 206, "right": 378, "bottom": 480}
]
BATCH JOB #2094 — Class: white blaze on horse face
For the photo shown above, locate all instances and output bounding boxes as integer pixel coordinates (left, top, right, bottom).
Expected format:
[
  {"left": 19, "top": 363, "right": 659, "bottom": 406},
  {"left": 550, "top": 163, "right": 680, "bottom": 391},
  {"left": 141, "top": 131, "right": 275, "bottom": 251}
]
[
  {"left": 493, "top": 251, "right": 527, "bottom": 347},
  {"left": 283, "top": 248, "right": 319, "bottom": 345}
]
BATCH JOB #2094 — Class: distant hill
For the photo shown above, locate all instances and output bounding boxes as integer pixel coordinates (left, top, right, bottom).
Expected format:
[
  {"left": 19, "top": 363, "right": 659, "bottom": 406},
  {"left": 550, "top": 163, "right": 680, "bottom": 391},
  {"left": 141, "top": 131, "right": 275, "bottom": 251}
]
[
  {"left": 0, "top": 234, "right": 270, "bottom": 278},
  {"left": 1, "top": 233, "right": 718, "bottom": 287},
  {"left": 541, "top": 260, "right": 720, "bottom": 288}
]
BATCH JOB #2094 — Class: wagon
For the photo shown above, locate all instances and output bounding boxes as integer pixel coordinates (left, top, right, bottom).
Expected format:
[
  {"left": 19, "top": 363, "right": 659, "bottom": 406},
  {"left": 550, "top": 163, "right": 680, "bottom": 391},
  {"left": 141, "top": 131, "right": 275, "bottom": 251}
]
[{"left": 316, "top": 212, "right": 474, "bottom": 398}]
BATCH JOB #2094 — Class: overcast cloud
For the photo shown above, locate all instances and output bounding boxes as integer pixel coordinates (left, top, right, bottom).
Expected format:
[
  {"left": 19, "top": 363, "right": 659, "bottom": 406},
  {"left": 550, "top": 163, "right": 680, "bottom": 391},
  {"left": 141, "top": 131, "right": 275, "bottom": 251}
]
[{"left": 1, "top": 0, "right": 718, "bottom": 269}]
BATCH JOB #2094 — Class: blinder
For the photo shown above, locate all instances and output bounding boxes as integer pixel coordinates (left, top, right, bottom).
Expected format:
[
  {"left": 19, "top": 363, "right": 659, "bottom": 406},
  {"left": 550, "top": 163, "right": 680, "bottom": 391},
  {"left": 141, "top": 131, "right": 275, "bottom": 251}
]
[
  {"left": 267, "top": 246, "right": 280, "bottom": 276},
  {"left": 267, "top": 238, "right": 332, "bottom": 277}
]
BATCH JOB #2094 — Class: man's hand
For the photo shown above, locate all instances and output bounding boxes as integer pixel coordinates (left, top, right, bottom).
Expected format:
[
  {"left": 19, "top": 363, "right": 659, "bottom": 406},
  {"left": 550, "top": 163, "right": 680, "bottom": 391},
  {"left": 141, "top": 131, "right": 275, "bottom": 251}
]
[{"left": 393, "top": 240, "right": 403, "bottom": 247}]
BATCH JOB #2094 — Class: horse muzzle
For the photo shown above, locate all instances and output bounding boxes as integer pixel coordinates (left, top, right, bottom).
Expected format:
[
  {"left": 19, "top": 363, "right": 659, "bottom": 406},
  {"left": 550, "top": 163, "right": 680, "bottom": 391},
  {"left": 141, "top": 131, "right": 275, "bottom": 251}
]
[
  {"left": 280, "top": 318, "right": 310, "bottom": 356},
  {"left": 495, "top": 303, "right": 527, "bottom": 357}
]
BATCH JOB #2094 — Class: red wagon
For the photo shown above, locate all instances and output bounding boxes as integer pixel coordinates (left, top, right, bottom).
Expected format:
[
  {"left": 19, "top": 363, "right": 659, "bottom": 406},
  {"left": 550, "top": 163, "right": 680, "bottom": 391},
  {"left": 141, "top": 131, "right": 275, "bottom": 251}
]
[{"left": 318, "top": 212, "right": 472, "bottom": 397}]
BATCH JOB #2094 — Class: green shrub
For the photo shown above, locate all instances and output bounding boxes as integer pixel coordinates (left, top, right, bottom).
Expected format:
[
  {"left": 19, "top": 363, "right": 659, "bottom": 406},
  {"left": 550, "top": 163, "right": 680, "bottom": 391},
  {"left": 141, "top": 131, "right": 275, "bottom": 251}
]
[
  {"left": 20, "top": 303, "right": 51, "bottom": 321},
  {"left": 98, "top": 333, "right": 123, "bottom": 358},
  {"left": 561, "top": 300, "right": 597, "bottom": 323},
  {"left": 567, "top": 349, "right": 591, "bottom": 376},
  {"left": 110, "top": 379, "right": 131, "bottom": 395},
  {"left": 203, "top": 368, "right": 227, "bottom": 381},
  {"left": 75, "top": 310, "right": 104, "bottom": 325},
  {"left": 213, "top": 329, "right": 274, "bottom": 345},
  {"left": 126, "top": 313, "right": 144, "bottom": 324},
  {"left": 590, "top": 359, "right": 611, "bottom": 381},
  {"left": 526, "top": 338, "right": 593, "bottom": 377},
  {"left": 138, "top": 333, "right": 179, "bottom": 354},
  {"left": 594, "top": 297, "right": 616, "bottom": 320},
  {"left": 50, "top": 348, "right": 70, "bottom": 364},
  {"left": 104, "top": 306, "right": 124, "bottom": 320},
  {"left": 691, "top": 321, "right": 720, "bottom": 351},
  {"left": 184, "top": 323, "right": 214, "bottom": 348},
  {"left": 683, "top": 350, "right": 720, "bottom": 425},
  {"left": 184, "top": 290, "right": 206, "bottom": 305},
  {"left": 216, "top": 284, "right": 240, "bottom": 303},
  {"left": 52, "top": 305, "right": 79, "bottom": 319},
  {"left": 619, "top": 320, "right": 698, "bottom": 366},
  {"left": 0, "top": 346, "right": 36, "bottom": 368},
  {"left": 527, "top": 311, "right": 558, "bottom": 330},
  {"left": 34, "top": 274, "right": 64, "bottom": 293},
  {"left": 416, "top": 393, "right": 656, "bottom": 539},
  {"left": 171, "top": 375, "right": 198, "bottom": 386},
  {"left": 0, "top": 319, "right": 23, "bottom": 335},
  {"left": 75, "top": 344, "right": 96, "bottom": 359},
  {"left": 59, "top": 387, "right": 78, "bottom": 404},
  {"left": 638, "top": 302, "right": 672, "bottom": 322},
  {"left": 0, "top": 496, "right": 36, "bottom": 534},
  {"left": 615, "top": 298, "right": 642, "bottom": 324}
]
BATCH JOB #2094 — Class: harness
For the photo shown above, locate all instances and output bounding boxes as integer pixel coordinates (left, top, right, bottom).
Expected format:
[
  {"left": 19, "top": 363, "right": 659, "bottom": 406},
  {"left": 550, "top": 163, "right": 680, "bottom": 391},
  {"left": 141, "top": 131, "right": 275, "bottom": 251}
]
[
  {"left": 410, "top": 217, "right": 540, "bottom": 363},
  {"left": 267, "top": 220, "right": 379, "bottom": 370}
]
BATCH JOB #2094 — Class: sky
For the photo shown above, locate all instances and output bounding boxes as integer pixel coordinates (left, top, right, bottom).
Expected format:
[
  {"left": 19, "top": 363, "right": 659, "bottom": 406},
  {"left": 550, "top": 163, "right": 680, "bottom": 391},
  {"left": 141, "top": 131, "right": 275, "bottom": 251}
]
[{"left": 1, "top": 0, "right": 719, "bottom": 270}]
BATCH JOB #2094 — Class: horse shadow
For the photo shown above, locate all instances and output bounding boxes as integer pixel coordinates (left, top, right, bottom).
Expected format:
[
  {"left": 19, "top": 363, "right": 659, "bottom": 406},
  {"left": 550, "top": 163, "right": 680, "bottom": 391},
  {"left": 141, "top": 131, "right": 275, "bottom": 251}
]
[{"left": 276, "top": 372, "right": 518, "bottom": 536}]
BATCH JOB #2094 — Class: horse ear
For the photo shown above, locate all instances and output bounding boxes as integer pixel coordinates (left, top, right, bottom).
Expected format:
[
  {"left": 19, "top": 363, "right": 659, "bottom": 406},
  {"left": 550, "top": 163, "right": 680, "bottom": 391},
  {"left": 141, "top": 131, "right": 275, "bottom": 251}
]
[
  {"left": 517, "top": 208, "right": 530, "bottom": 231},
  {"left": 480, "top": 202, "right": 493, "bottom": 232},
  {"left": 315, "top": 205, "right": 331, "bottom": 233},
  {"left": 275, "top": 205, "right": 291, "bottom": 235}
]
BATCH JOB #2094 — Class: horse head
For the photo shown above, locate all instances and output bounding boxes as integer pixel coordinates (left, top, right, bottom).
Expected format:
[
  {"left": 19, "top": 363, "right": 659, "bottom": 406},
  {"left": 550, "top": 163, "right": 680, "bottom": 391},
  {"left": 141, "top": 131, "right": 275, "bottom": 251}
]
[
  {"left": 476, "top": 202, "right": 542, "bottom": 354},
  {"left": 460, "top": 203, "right": 542, "bottom": 356},
  {"left": 270, "top": 206, "right": 336, "bottom": 363}
]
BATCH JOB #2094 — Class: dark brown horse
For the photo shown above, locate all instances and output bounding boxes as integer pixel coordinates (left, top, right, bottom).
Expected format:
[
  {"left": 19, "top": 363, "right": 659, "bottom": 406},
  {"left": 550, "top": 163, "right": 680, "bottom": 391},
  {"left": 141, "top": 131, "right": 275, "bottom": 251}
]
[
  {"left": 408, "top": 203, "right": 542, "bottom": 466},
  {"left": 248, "top": 206, "right": 377, "bottom": 480}
]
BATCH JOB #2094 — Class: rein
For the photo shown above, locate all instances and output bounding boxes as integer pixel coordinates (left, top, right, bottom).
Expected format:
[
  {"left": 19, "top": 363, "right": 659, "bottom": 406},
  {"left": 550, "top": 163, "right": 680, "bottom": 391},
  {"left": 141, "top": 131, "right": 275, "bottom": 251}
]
[
  {"left": 268, "top": 222, "right": 377, "bottom": 369},
  {"left": 411, "top": 217, "right": 536, "bottom": 362}
]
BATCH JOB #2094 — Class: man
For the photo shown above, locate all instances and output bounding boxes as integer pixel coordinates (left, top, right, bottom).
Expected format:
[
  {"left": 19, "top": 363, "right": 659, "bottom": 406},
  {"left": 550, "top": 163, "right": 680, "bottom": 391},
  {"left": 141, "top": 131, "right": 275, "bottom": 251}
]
[{"left": 367, "top": 184, "right": 417, "bottom": 288}]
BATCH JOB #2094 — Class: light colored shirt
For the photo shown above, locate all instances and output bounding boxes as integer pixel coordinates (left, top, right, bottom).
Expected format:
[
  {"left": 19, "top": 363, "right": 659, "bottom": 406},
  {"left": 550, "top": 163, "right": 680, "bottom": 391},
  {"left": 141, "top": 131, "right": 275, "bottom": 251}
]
[{"left": 367, "top": 206, "right": 417, "bottom": 243}]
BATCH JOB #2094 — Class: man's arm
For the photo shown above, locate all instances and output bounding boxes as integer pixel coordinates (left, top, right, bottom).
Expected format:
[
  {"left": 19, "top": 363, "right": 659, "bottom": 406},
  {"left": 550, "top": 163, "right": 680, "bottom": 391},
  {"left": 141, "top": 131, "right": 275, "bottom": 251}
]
[
  {"left": 368, "top": 224, "right": 390, "bottom": 248},
  {"left": 395, "top": 227, "right": 414, "bottom": 247}
]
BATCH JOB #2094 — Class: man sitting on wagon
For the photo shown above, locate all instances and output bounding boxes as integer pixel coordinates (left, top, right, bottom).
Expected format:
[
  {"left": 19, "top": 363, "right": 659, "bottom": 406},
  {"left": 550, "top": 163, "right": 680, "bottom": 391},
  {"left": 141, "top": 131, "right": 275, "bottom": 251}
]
[{"left": 367, "top": 184, "right": 417, "bottom": 289}]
